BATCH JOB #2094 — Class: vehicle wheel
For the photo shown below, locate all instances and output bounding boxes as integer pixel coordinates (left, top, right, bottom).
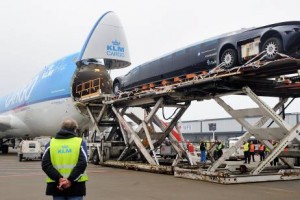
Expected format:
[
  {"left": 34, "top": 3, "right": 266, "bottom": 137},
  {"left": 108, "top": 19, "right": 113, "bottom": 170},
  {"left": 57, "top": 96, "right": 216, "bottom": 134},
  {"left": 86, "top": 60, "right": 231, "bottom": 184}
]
[
  {"left": 92, "top": 150, "right": 100, "bottom": 165},
  {"left": 262, "top": 37, "right": 283, "bottom": 60},
  {"left": 1, "top": 145, "right": 9, "bottom": 154},
  {"left": 220, "top": 48, "right": 238, "bottom": 69},
  {"left": 19, "top": 154, "right": 23, "bottom": 162},
  {"left": 113, "top": 81, "right": 121, "bottom": 95}
]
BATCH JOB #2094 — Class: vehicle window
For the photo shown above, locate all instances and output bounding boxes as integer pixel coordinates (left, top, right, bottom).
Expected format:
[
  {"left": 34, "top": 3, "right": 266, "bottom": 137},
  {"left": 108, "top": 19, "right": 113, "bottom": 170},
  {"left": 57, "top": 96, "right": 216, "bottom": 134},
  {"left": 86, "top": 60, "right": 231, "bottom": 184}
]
[
  {"left": 176, "top": 50, "right": 185, "bottom": 56},
  {"left": 163, "top": 54, "right": 172, "bottom": 60},
  {"left": 29, "top": 143, "right": 36, "bottom": 148},
  {"left": 127, "top": 67, "right": 138, "bottom": 76},
  {"left": 190, "top": 45, "right": 200, "bottom": 51},
  {"left": 125, "top": 68, "right": 135, "bottom": 76},
  {"left": 125, "top": 71, "right": 131, "bottom": 76}
]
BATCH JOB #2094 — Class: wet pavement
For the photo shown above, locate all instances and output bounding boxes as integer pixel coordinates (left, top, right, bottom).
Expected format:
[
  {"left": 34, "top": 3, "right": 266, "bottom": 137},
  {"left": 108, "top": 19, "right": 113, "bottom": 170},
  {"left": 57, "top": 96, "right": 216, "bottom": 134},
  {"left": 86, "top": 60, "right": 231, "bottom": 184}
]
[{"left": 0, "top": 151, "right": 299, "bottom": 200}]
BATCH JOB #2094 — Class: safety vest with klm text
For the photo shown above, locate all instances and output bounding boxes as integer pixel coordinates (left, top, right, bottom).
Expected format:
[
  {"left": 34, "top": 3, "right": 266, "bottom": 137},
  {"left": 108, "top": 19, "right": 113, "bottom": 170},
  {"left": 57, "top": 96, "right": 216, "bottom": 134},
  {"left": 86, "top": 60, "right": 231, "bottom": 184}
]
[{"left": 46, "top": 137, "right": 88, "bottom": 183}]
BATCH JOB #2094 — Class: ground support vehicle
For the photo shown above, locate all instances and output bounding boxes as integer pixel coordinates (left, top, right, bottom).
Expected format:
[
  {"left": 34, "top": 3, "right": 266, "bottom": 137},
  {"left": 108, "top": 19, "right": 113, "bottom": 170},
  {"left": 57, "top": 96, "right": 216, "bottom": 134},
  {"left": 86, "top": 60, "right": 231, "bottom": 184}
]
[
  {"left": 0, "top": 138, "right": 18, "bottom": 154},
  {"left": 79, "top": 53, "right": 300, "bottom": 183},
  {"left": 18, "top": 140, "right": 43, "bottom": 161},
  {"left": 88, "top": 141, "right": 126, "bottom": 165},
  {"left": 160, "top": 143, "right": 177, "bottom": 159}
]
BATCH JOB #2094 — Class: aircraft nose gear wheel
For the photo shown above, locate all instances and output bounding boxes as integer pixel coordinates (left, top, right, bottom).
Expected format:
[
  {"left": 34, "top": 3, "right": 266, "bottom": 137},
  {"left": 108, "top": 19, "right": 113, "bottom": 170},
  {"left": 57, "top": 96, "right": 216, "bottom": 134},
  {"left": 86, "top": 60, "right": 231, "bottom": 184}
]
[
  {"left": 221, "top": 49, "right": 237, "bottom": 69},
  {"left": 262, "top": 37, "right": 283, "bottom": 60}
]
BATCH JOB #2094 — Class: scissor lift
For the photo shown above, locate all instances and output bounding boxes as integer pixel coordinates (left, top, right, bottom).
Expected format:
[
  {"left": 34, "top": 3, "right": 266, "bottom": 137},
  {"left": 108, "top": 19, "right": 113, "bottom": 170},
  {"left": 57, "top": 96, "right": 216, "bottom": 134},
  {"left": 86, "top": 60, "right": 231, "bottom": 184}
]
[
  {"left": 79, "top": 54, "right": 300, "bottom": 183},
  {"left": 84, "top": 94, "right": 196, "bottom": 173},
  {"left": 174, "top": 86, "right": 300, "bottom": 183}
]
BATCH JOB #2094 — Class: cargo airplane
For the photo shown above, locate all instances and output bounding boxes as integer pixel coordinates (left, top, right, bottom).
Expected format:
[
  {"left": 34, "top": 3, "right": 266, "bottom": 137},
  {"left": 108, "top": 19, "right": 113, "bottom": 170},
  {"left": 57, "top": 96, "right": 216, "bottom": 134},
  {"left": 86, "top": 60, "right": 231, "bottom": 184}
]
[{"left": 0, "top": 11, "right": 131, "bottom": 153}]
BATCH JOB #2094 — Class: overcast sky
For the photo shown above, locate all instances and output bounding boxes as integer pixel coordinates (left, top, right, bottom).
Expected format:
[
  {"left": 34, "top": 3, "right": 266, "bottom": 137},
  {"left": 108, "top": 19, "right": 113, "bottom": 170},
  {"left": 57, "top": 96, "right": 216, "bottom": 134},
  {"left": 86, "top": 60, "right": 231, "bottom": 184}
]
[{"left": 0, "top": 0, "right": 299, "bottom": 120}]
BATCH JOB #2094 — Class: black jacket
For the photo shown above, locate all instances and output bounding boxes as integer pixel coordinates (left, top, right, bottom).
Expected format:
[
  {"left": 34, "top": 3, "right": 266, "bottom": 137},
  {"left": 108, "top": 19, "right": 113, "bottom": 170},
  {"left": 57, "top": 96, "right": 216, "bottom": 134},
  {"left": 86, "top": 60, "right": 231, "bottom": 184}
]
[
  {"left": 41, "top": 129, "right": 88, "bottom": 196},
  {"left": 200, "top": 143, "right": 206, "bottom": 151}
]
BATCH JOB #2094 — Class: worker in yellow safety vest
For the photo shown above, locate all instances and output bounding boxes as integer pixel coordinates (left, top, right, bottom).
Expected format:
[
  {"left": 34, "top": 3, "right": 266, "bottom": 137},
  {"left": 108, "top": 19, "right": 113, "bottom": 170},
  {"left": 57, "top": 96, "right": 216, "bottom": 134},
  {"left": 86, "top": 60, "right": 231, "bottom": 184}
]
[
  {"left": 243, "top": 141, "right": 250, "bottom": 164},
  {"left": 42, "top": 118, "right": 88, "bottom": 200}
]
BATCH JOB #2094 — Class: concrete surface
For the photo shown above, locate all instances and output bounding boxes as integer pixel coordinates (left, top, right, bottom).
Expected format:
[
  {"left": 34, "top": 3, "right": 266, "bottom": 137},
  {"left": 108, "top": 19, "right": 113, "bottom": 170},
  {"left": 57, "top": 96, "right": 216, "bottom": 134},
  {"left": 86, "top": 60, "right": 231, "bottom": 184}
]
[{"left": 0, "top": 151, "right": 300, "bottom": 200}]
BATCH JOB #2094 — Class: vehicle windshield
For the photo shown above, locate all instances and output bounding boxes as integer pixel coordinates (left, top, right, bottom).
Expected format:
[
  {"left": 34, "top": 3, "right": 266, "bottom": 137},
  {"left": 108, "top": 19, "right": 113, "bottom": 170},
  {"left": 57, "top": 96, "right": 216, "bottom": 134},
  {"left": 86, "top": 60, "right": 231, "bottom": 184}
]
[{"left": 29, "top": 143, "right": 36, "bottom": 148}]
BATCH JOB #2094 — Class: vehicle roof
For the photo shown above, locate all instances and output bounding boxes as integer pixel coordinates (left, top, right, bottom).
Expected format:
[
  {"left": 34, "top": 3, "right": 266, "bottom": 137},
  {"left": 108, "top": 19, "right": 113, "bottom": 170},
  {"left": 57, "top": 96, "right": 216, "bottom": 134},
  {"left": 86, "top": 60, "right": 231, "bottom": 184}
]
[{"left": 139, "top": 28, "right": 251, "bottom": 67}]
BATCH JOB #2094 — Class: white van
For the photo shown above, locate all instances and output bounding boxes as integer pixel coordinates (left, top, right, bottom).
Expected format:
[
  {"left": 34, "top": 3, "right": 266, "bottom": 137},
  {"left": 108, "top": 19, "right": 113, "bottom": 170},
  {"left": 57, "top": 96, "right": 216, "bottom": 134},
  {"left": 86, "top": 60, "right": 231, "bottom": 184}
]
[
  {"left": 18, "top": 140, "right": 43, "bottom": 161},
  {"left": 228, "top": 137, "right": 244, "bottom": 160}
]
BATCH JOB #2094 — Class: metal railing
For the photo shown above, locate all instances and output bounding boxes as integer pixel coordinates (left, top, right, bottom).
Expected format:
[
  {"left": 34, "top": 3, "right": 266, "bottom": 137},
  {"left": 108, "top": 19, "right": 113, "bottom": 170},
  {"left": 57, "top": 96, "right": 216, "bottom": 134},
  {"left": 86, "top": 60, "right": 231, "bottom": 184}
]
[{"left": 76, "top": 78, "right": 102, "bottom": 98}]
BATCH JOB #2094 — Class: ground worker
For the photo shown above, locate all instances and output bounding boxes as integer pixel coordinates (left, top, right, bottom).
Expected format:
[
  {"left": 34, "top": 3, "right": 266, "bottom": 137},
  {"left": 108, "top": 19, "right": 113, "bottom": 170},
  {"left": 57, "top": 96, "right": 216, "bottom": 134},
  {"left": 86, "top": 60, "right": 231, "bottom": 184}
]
[
  {"left": 258, "top": 144, "right": 265, "bottom": 161},
  {"left": 213, "top": 141, "right": 224, "bottom": 160},
  {"left": 270, "top": 141, "right": 279, "bottom": 166},
  {"left": 187, "top": 140, "right": 195, "bottom": 155},
  {"left": 217, "top": 141, "right": 224, "bottom": 159},
  {"left": 249, "top": 141, "right": 255, "bottom": 162},
  {"left": 200, "top": 141, "right": 206, "bottom": 163},
  {"left": 243, "top": 141, "right": 250, "bottom": 164},
  {"left": 265, "top": 146, "right": 270, "bottom": 157},
  {"left": 42, "top": 118, "right": 88, "bottom": 200},
  {"left": 213, "top": 141, "right": 219, "bottom": 160}
]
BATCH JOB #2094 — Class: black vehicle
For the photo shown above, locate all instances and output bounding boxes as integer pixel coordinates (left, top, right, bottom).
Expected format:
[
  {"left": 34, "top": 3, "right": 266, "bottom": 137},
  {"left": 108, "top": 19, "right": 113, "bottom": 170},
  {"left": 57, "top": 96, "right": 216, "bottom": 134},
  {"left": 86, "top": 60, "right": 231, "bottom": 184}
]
[{"left": 113, "top": 21, "right": 300, "bottom": 94}]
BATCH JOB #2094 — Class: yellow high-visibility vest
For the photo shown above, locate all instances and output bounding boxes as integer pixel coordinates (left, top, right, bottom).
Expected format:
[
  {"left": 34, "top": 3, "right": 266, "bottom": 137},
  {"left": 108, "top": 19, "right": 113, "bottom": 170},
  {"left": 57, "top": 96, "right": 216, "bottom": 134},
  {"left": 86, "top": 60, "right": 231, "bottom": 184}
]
[
  {"left": 46, "top": 137, "right": 88, "bottom": 183},
  {"left": 243, "top": 142, "right": 249, "bottom": 151}
]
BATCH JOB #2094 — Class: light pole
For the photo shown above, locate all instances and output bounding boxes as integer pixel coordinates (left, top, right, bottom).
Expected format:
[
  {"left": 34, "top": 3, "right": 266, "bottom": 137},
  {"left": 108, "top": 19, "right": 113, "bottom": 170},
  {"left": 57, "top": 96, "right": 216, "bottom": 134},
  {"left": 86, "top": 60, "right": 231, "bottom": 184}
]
[{"left": 208, "top": 123, "right": 216, "bottom": 142}]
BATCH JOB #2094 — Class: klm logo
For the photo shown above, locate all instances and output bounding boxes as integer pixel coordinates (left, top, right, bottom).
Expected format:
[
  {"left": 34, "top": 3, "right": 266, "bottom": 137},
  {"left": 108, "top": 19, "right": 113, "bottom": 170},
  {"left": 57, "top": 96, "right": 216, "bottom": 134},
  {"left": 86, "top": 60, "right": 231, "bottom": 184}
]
[
  {"left": 106, "top": 40, "right": 125, "bottom": 57},
  {"left": 58, "top": 145, "right": 72, "bottom": 154}
]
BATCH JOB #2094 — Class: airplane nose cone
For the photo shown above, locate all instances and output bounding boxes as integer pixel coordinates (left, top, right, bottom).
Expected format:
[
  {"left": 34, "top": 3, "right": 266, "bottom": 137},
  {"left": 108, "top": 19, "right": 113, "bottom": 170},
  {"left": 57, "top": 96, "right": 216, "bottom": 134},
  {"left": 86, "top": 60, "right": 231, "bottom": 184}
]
[{"left": 78, "top": 12, "right": 131, "bottom": 70}]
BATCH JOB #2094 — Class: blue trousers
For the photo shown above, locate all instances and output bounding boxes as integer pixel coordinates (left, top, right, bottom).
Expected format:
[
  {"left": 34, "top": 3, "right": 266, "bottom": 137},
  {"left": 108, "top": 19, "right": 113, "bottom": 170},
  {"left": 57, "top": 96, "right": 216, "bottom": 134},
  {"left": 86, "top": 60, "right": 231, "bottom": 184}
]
[
  {"left": 53, "top": 196, "right": 83, "bottom": 200},
  {"left": 201, "top": 150, "right": 206, "bottom": 162}
]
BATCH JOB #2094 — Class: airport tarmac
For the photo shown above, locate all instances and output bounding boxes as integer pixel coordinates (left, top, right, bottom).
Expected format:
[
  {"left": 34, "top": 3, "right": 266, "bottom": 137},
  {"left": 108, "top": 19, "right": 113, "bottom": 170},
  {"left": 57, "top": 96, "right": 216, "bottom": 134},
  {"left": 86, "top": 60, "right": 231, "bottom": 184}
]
[{"left": 0, "top": 151, "right": 300, "bottom": 200}]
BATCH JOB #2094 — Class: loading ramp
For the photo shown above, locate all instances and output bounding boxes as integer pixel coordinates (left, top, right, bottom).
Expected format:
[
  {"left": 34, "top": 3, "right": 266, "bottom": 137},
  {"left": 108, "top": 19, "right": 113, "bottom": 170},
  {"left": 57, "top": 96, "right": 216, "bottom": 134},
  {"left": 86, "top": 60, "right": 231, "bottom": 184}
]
[{"left": 79, "top": 54, "right": 300, "bottom": 184}]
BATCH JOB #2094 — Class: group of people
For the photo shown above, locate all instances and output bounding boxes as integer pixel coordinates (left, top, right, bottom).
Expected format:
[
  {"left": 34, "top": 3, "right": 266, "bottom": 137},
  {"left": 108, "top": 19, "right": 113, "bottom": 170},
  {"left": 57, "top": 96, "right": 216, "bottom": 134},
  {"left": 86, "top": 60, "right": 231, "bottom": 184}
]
[
  {"left": 243, "top": 140, "right": 278, "bottom": 166},
  {"left": 198, "top": 140, "right": 224, "bottom": 163},
  {"left": 190, "top": 138, "right": 282, "bottom": 167},
  {"left": 243, "top": 141, "right": 257, "bottom": 164}
]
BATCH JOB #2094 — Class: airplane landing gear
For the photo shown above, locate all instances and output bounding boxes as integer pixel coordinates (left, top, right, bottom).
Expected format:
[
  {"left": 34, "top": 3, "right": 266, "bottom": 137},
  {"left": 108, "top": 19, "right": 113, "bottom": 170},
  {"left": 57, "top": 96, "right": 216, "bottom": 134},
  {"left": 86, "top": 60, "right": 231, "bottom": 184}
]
[{"left": 0, "top": 139, "right": 9, "bottom": 154}]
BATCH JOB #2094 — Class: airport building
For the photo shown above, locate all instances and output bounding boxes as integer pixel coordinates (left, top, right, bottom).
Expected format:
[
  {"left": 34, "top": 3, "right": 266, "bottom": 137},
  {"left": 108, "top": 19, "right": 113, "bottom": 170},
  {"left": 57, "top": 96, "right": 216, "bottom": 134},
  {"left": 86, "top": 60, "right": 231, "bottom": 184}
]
[{"left": 180, "top": 113, "right": 300, "bottom": 143}]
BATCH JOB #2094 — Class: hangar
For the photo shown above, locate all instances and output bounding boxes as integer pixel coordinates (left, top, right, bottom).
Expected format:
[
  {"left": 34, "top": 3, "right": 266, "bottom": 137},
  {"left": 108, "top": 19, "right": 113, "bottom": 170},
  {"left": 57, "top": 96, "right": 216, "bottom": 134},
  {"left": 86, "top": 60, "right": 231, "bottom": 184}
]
[{"left": 181, "top": 113, "right": 300, "bottom": 142}]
